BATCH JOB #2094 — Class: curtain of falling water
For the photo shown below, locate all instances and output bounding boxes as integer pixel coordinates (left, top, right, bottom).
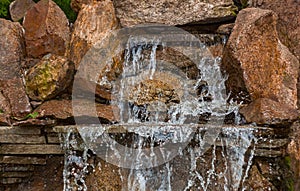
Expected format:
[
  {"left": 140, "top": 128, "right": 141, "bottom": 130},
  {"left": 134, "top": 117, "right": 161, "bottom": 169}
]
[{"left": 60, "top": 35, "right": 259, "bottom": 191}]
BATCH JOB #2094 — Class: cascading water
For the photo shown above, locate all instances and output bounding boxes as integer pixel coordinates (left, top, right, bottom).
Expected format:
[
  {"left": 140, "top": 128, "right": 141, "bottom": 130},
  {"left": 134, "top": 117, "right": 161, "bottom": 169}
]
[{"left": 64, "top": 25, "right": 259, "bottom": 191}]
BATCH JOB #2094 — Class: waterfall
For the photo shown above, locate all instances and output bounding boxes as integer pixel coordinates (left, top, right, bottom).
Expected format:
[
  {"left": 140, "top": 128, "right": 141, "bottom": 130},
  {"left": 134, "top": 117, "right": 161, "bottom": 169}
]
[{"left": 65, "top": 25, "right": 257, "bottom": 191}]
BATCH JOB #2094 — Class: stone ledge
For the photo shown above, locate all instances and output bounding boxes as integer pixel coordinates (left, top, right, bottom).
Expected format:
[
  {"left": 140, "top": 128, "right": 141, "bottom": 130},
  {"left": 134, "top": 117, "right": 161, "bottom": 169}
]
[{"left": 0, "top": 144, "right": 64, "bottom": 155}]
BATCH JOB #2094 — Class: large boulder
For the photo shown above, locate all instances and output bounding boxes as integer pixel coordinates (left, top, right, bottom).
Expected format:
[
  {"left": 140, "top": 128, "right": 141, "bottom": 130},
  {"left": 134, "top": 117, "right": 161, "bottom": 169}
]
[
  {"left": 248, "top": 0, "right": 300, "bottom": 108},
  {"left": 222, "top": 8, "right": 299, "bottom": 109},
  {"left": 9, "top": 0, "right": 36, "bottom": 22},
  {"left": 113, "top": 0, "right": 235, "bottom": 27},
  {"left": 0, "top": 19, "right": 31, "bottom": 118},
  {"left": 68, "top": 0, "right": 119, "bottom": 68},
  {"left": 25, "top": 54, "right": 75, "bottom": 101},
  {"left": 23, "top": 0, "right": 70, "bottom": 58}
]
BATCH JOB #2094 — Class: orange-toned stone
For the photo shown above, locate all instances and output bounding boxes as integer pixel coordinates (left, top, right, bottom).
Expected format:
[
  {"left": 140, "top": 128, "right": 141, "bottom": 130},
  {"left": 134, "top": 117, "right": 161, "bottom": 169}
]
[
  {"left": 23, "top": 0, "right": 70, "bottom": 58},
  {"left": 222, "top": 8, "right": 299, "bottom": 109}
]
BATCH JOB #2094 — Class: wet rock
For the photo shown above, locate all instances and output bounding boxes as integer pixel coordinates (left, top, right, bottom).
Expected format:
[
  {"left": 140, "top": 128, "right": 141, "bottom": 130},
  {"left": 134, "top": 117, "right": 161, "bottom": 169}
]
[
  {"left": 245, "top": 165, "right": 277, "bottom": 191},
  {"left": 74, "top": 47, "right": 124, "bottom": 100},
  {"left": 68, "top": 0, "right": 119, "bottom": 68},
  {"left": 239, "top": 98, "right": 299, "bottom": 125},
  {"left": 114, "top": 0, "right": 235, "bottom": 27},
  {"left": 25, "top": 54, "right": 75, "bottom": 101},
  {"left": 23, "top": 0, "right": 70, "bottom": 58},
  {"left": 85, "top": 158, "right": 122, "bottom": 191},
  {"left": 0, "top": 78, "right": 32, "bottom": 118},
  {"left": 9, "top": 0, "right": 35, "bottom": 22},
  {"left": 249, "top": 0, "right": 300, "bottom": 61},
  {"left": 35, "top": 99, "right": 119, "bottom": 123},
  {"left": 288, "top": 121, "right": 300, "bottom": 190},
  {"left": 0, "top": 19, "right": 25, "bottom": 68},
  {"left": 222, "top": 8, "right": 299, "bottom": 109}
]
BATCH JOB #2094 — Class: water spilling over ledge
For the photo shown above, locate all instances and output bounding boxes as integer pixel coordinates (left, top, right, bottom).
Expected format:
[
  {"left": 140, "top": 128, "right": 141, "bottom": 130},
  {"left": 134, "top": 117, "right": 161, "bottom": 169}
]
[{"left": 54, "top": 124, "right": 290, "bottom": 191}]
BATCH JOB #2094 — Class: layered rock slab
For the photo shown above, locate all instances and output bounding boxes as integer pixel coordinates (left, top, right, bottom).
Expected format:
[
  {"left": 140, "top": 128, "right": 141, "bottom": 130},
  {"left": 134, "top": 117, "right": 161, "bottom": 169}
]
[{"left": 113, "top": 0, "right": 235, "bottom": 27}]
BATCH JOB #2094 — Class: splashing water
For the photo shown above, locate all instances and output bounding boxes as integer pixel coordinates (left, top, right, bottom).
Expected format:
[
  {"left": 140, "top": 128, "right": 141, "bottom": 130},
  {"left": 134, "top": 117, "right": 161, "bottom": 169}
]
[{"left": 66, "top": 25, "right": 257, "bottom": 191}]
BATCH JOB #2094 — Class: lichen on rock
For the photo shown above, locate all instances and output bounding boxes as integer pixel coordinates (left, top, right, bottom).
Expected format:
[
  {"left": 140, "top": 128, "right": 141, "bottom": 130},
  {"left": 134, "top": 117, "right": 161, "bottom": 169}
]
[{"left": 25, "top": 54, "right": 75, "bottom": 101}]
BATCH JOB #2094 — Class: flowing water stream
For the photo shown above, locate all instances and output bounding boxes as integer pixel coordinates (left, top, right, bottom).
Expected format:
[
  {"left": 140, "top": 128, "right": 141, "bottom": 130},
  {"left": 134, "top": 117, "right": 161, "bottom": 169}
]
[{"left": 61, "top": 26, "right": 260, "bottom": 191}]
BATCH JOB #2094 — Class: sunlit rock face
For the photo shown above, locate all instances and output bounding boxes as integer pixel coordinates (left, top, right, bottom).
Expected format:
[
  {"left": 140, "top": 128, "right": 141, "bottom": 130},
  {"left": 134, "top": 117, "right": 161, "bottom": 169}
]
[
  {"left": 249, "top": 0, "right": 300, "bottom": 108},
  {"left": 68, "top": 0, "right": 119, "bottom": 69},
  {"left": 222, "top": 8, "right": 299, "bottom": 111},
  {"left": 249, "top": 0, "right": 300, "bottom": 61},
  {"left": 23, "top": 0, "right": 70, "bottom": 58},
  {"left": 113, "top": 0, "right": 235, "bottom": 27}
]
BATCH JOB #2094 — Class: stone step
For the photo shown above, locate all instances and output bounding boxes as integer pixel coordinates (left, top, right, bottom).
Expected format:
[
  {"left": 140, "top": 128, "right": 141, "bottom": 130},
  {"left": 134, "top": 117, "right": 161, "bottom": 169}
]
[
  {"left": 0, "top": 156, "right": 47, "bottom": 165},
  {"left": 0, "top": 126, "right": 41, "bottom": 135},
  {"left": 2, "top": 165, "right": 35, "bottom": 172},
  {"left": 0, "top": 144, "right": 63, "bottom": 155},
  {"left": 1, "top": 177, "right": 24, "bottom": 184},
  {"left": 0, "top": 134, "right": 46, "bottom": 144},
  {"left": 1, "top": 171, "right": 32, "bottom": 178}
]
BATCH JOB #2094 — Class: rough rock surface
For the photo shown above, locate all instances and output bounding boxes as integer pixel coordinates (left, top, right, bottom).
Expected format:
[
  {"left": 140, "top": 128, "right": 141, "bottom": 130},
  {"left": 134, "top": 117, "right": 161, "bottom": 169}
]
[
  {"left": 0, "top": 92, "right": 11, "bottom": 125},
  {"left": 288, "top": 121, "right": 300, "bottom": 190},
  {"left": 25, "top": 54, "right": 75, "bottom": 101},
  {"left": 0, "top": 19, "right": 31, "bottom": 118},
  {"left": 249, "top": 0, "right": 300, "bottom": 108},
  {"left": 69, "top": 0, "right": 119, "bottom": 68},
  {"left": 113, "top": 0, "right": 235, "bottom": 27},
  {"left": 70, "top": 0, "right": 96, "bottom": 12},
  {"left": 23, "top": 0, "right": 70, "bottom": 58},
  {"left": 239, "top": 98, "right": 299, "bottom": 125},
  {"left": 9, "top": 0, "right": 36, "bottom": 22},
  {"left": 85, "top": 158, "right": 122, "bottom": 191},
  {"left": 249, "top": 0, "right": 300, "bottom": 60},
  {"left": 0, "top": 19, "right": 25, "bottom": 67},
  {"left": 35, "top": 99, "right": 119, "bottom": 122},
  {"left": 245, "top": 165, "right": 277, "bottom": 191},
  {"left": 0, "top": 78, "right": 32, "bottom": 118},
  {"left": 222, "top": 8, "right": 299, "bottom": 109}
]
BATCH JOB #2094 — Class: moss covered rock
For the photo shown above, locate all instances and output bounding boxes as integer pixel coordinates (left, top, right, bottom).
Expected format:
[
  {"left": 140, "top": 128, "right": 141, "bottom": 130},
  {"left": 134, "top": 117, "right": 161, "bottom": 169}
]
[{"left": 25, "top": 54, "right": 75, "bottom": 101}]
